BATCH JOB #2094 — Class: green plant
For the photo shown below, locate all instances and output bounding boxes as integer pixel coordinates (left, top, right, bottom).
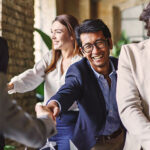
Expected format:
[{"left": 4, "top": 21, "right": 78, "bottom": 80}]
[
  {"left": 112, "top": 30, "right": 130, "bottom": 58},
  {"left": 4, "top": 145, "right": 15, "bottom": 150},
  {"left": 34, "top": 28, "right": 52, "bottom": 50},
  {"left": 34, "top": 28, "right": 52, "bottom": 101}
]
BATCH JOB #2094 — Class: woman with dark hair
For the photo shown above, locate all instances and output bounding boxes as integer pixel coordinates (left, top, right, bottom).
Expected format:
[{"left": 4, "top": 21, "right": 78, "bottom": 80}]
[{"left": 7, "top": 14, "right": 82, "bottom": 150}]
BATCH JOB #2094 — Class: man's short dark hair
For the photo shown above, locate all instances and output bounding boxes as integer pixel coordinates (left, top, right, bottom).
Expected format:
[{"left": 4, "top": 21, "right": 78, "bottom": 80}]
[{"left": 75, "top": 19, "right": 111, "bottom": 47}]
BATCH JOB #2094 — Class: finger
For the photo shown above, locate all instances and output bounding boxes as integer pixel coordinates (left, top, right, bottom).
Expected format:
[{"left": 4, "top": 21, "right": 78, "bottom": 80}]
[
  {"left": 7, "top": 83, "right": 14, "bottom": 91},
  {"left": 53, "top": 107, "right": 60, "bottom": 117},
  {"left": 53, "top": 118, "right": 57, "bottom": 125},
  {"left": 35, "top": 102, "right": 43, "bottom": 112}
]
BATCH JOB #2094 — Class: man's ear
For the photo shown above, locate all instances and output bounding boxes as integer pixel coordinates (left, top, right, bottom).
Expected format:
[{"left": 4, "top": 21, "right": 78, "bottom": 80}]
[
  {"left": 79, "top": 47, "right": 85, "bottom": 56},
  {"left": 70, "top": 36, "right": 74, "bottom": 41},
  {"left": 108, "top": 38, "right": 113, "bottom": 49}
]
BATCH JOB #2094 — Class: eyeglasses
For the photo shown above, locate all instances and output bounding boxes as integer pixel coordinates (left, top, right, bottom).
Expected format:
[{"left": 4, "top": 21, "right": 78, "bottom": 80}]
[{"left": 81, "top": 39, "right": 108, "bottom": 53}]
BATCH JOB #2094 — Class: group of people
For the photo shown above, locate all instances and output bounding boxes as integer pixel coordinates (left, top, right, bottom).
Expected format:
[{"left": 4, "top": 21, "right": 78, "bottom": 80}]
[{"left": 1, "top": 2, "right": 150, "bottom": 150}]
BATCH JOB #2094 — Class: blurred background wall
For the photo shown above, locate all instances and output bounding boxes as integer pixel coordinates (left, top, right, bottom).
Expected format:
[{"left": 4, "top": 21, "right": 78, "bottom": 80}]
[{"left": 34, "top": 0, "right": 150, "bottom": 61}]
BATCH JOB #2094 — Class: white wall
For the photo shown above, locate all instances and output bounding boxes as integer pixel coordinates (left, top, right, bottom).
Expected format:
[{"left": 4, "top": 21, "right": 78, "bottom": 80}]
[
  {"left": 34, "top": 0, "right": 56, "bottom": 62},
  {"left": 121, "top": 3, "right": 148, "bottom": 42}
]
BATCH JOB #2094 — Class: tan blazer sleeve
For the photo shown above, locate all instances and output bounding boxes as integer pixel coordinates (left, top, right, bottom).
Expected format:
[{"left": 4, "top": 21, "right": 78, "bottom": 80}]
[
  {"left": 117, "top": 44, "right": 150, "bottom": 149},
  {"left": 0, "top": 73, "right": 56, "bottom": 148}
]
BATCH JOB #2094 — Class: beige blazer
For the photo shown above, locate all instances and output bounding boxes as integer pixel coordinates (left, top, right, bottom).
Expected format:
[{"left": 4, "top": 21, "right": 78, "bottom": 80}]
[
  {"left": 0, "top": 73, "right": 56, "bottom": 148},
  {"left": 117, "top": 39, "right": 150, "bottom": 150}
]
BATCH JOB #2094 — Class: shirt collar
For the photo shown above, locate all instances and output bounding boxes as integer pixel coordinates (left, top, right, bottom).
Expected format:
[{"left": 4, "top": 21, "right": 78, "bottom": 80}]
[{"left": 88, "top": 59, "right": 116, "bottom": 79}]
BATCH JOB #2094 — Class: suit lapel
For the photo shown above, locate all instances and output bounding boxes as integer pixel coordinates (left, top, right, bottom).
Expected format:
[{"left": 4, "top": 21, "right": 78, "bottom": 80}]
[{"left": 84, "top": 57, "right": 118, "bottom": 104}]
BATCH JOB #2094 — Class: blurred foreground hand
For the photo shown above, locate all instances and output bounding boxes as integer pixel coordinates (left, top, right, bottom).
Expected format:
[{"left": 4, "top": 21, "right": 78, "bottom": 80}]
[
  {"left": 47, "top": 101, "right": 60, "bottom": 119},
  {"left": 35, "top": 103, "right": 56, "bottom": 125}
]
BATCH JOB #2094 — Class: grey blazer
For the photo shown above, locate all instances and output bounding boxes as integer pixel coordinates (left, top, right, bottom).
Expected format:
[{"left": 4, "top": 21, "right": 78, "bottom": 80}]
[{"left": 0, "top": 73, "right": 56, "bottom": 148}]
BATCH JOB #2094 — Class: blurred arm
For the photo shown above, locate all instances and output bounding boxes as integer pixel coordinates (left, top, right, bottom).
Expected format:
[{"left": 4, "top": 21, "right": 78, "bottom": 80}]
[
  {"left": 8, "top": 51, "right": 52, "bottom": 94},
  {"left": 0, "top": 73, "right": 56, "bottom": 148}
]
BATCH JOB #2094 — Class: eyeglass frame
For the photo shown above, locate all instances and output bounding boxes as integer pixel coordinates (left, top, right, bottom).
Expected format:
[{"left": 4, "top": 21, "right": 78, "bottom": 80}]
[{"left": 81, "top": 38, "right": 109, "bottom": 53}]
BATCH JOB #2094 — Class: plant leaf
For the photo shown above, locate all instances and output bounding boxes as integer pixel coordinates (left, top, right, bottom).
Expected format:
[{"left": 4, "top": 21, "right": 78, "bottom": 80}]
[
  {"left": 34, "top": 28, "right": 53, "bottom": 101},
  {"left": 112, "top": 31, "right": 130, "bottom": 58},
  {"left": 34, "top": 28, "right": 52, "bottom": 50}
]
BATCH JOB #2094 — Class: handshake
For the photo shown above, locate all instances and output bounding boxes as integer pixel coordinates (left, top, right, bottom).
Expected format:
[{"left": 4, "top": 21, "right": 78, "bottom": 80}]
[{"left": 35, "top": 101, "right": 60, "bottom": 124}]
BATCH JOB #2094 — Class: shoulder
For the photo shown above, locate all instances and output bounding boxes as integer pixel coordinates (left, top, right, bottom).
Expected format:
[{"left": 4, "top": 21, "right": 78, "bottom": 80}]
[
  {"left": 118, "top": 39, "right": 150, "bottom": 63},
  {"left": 121, "top": 39, "right": 150, "bottom": 53},
  {"left": 70, "top": 57, "right": 88, "bottom": 69},
  {"left": 66, "top": 58, "right": 91, "bottom": 79},
  {"left": 67, "top": 58, "right": 88, "bottom": 72},
  {"left": 43, "top": 50, "right": 52, "bottom": 59},
  {"left": 140, "top": 39, "right": 150, "bottom": 45},
  {"left": 40, "top": 50, "right": 53, "bottom": 65},
  {"left": 72, "top": 54, "right": 83, "bottom": 64}
]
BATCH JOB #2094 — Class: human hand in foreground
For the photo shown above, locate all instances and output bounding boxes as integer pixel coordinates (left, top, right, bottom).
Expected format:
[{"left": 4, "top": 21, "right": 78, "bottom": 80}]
[
  {"left": 46, "top": 101, "right": 60, "bottom": 119},
  {"left": 35, "top": 103, "right": 56, "bottom": 125}
]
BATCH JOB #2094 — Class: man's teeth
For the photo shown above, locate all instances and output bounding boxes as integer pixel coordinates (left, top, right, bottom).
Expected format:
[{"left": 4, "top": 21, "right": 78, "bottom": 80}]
[{"left": 93, "top": 55, "right": 103, "bottom": 60}]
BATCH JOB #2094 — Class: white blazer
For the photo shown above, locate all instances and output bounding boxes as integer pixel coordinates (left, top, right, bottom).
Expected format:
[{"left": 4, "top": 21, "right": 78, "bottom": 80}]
[
  {"left": 0, "top": 73, "right": 56, "bottom": 148},
  {"left": 117, "top": 39, "right": 150, "bottom": 150}
]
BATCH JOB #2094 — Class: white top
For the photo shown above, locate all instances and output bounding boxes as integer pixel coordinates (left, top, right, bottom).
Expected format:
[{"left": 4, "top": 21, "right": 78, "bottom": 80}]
[{"left": 8, "top": 51, "right": 82, "bottom": 109}]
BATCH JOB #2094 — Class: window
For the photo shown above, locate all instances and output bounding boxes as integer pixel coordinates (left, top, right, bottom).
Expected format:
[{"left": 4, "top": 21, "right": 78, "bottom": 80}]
[{"left": 121, "top": 3, "right": 149, "bottom": 43}]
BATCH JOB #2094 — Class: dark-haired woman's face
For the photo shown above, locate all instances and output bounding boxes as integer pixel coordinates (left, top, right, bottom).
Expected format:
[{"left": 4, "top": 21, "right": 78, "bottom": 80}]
[{"left": 50, "top": 21, "right": 74, "bottom": 50}]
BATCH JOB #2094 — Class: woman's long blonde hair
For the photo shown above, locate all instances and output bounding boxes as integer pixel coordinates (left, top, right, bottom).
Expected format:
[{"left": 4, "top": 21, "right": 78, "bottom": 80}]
[{"left": 45, "top": 14, "right": 81, "bottom": 73}]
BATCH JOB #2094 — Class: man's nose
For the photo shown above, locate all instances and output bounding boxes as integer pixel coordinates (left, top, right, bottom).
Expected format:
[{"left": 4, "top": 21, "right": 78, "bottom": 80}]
[{"left": 92, "top": 45, "right": 100, "bottom": 53}]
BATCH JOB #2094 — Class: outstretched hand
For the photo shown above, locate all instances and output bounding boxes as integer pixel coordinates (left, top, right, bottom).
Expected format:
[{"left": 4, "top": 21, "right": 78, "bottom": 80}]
[
  {"left": 35, "top": 103, "right": 57, "bottom": 125},
  {"left": 7, "top": 83, "right": 14, "bottom": 91},
  {"left": 47, "top": 101, "right": 60, "bottom": 118}
]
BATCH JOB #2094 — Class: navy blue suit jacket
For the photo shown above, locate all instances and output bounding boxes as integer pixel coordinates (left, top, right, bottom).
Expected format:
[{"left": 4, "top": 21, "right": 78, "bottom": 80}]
[{"left": 49, "top": 57, "right": 118, "bottom": 150}]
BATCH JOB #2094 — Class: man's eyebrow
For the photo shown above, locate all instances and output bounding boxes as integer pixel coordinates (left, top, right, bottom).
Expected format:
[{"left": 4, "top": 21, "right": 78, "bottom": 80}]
[
  {"left": 82, "top": 38, "right": 105, "bottom": 46},
  {"left": 95, "top": 38, "right": 105, "bottom": 42},
  {"left": 82, "top": 42, "right": 91, "bottom": 46}
]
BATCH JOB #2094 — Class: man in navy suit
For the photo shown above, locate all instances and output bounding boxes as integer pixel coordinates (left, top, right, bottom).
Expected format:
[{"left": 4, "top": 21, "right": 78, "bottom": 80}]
[{"left": 47, "top": 19, "right": 125, "bottom": 150}]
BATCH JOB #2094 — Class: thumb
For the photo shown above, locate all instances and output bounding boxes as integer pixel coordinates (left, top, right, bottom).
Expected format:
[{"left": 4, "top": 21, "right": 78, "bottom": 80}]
[
  {"left": 35, "top": 102, "right": 43, "bottom": 112},
  {"left": 53, "top": 106, "right": 60, "bottom": 117}
]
